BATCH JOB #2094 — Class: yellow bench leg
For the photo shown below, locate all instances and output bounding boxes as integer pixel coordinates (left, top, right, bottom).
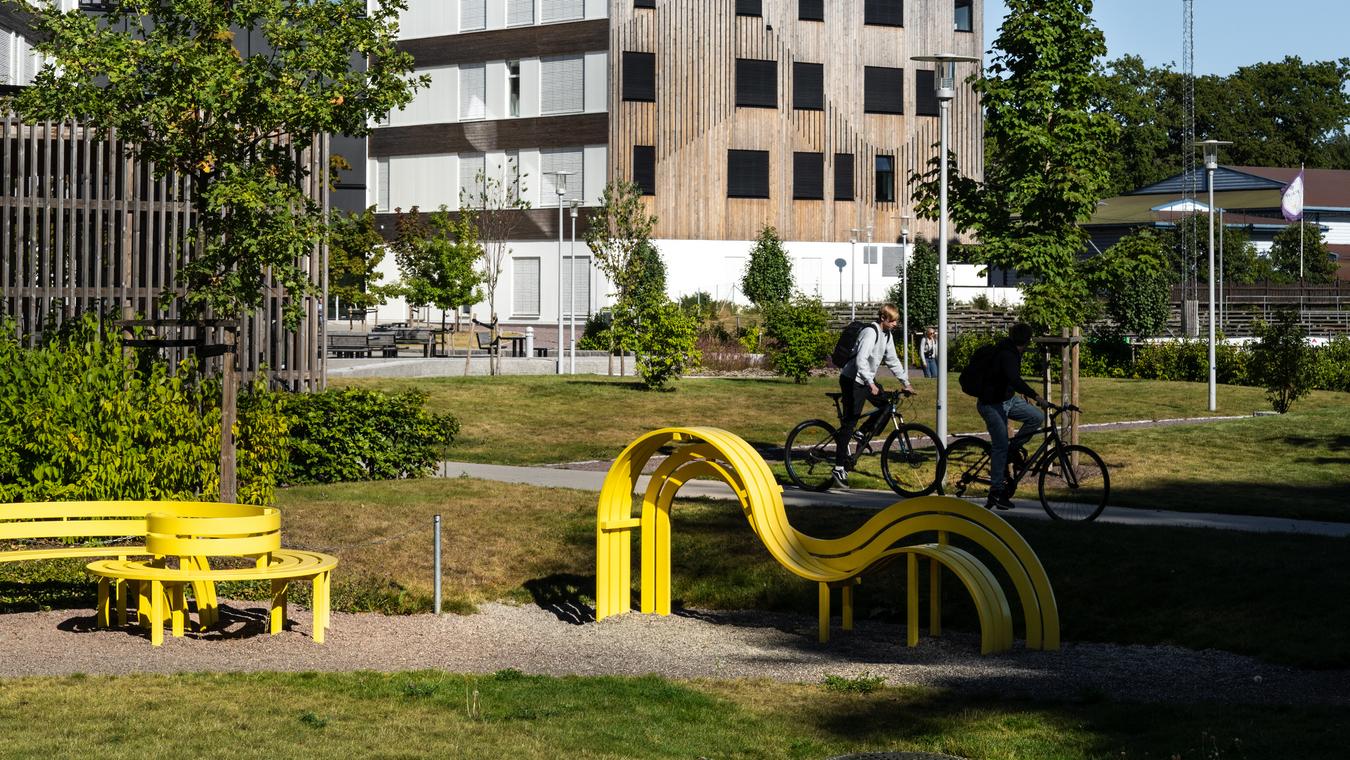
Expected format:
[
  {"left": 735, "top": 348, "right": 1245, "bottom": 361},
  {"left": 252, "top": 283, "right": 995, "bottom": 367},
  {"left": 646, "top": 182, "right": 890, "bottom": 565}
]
[
  {"left": 841, "top": 583, "right": 854, "bottom": 632},
  {"left": 906, "top": 554, "right": 920, "bottom": 647},
  {"left": 150, "top": 580, "right": 164, "bottom": 647},
  {"left": 95, "top": 579, "right": 110, "bottom": 628},
  {"left": 817, "top": 583, "right": 830, "bottom": 643},
  {"left": 116, "top": 579, "right": 130, "bottom": 627},
  {"left": 929, "top": 557, "right": 942, "bottom": 637},
  {"left": 311, "top": 576, "right": 325, "bottom": 644},
  {"left": 270, "top": 579, "right": 288, "bottom": 635},
  {"left": 170, "top": 584, "right": 186, "bottom": 638}
]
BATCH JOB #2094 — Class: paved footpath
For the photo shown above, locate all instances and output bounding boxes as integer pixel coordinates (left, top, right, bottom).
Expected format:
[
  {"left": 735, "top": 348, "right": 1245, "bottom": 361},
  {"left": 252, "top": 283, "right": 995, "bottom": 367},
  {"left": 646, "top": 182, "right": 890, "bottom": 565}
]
[{"left": 437, "top": 460, "right": 1350, "bottom": 538}]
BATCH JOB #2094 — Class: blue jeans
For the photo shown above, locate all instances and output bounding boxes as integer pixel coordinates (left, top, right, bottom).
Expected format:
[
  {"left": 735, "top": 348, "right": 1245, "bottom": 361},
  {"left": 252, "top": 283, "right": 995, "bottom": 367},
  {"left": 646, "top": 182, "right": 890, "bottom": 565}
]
[
  {"left": 925, "top": 357, "right": 938, "bottom": 378},
  {"left": 976, "top": 396, "right": 1044, "bottom": 493}
]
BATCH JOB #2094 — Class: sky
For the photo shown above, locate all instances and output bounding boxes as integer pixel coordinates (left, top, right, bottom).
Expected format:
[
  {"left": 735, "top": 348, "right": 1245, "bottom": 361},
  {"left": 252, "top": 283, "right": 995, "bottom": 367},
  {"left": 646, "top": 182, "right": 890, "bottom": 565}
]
[{"left": 982, "top": 1, "right": 1350, "bottom": 76}]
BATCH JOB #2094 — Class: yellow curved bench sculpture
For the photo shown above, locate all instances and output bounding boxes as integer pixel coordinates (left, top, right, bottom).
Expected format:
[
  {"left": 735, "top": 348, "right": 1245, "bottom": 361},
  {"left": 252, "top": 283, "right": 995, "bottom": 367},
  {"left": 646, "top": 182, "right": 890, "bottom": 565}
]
[{"left": 595, "top": 427, "right": 1059, "bottom": 654}]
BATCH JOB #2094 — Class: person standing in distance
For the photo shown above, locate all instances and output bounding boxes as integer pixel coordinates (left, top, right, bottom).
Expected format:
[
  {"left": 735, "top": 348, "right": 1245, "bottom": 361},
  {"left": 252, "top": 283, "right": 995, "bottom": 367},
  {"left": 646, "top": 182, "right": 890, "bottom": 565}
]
[
  {"left": 920, "top": 326, "right": 938, "bottom": 378},
  {"left": 977, "top": 323, "right": 1050, "bottom": 509},
  {"left": 833, "top": 304, "right": 915, "bottom": 488}
]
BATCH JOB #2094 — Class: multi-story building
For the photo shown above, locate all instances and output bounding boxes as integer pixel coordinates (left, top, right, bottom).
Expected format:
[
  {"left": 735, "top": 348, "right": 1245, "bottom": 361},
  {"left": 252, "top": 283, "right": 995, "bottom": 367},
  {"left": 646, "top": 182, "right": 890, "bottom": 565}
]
[{"left": 370, "top": 0, "right": 986, "bottom": 333}]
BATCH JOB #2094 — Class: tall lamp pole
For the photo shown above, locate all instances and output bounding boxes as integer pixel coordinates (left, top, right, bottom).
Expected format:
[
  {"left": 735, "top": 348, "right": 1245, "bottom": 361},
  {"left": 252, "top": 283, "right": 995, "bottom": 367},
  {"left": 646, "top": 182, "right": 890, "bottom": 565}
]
[
  {"left": 912, "top": 53, "right": 979, "bottom": 444},
  {"left": 864, "top": 225, "right": 874, "bottom": 304},
  {"left": 569, "top": 199, "right": 579, "bottom": 374},
  {"left": 548, "top": 170, "right": 572, "bottom": 375},
  {"left": 848, "top": 227, "right": 859, "bottom": 317},
  {"left": 899, "top": 214, "right": 912, "bottom": 369},
  {"left": 1197, "top": 139, "right": 1230, "bottom": 412}
]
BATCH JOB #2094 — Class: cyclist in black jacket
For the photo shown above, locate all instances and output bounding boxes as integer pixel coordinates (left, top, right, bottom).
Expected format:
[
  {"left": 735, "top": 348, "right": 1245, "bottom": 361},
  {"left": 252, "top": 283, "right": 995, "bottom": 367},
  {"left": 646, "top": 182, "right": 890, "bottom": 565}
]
[{"left": 977, "top": 323, "right": 1050, "bottom": 509}]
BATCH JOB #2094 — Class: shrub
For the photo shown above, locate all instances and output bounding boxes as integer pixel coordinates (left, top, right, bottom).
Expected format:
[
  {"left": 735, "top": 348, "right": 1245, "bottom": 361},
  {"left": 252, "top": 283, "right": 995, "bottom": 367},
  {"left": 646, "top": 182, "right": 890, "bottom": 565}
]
[
  {"left": 696, "top": 336, "right": 757, "bottom": 372},
  {"left": 634, "top": 298, "right": 701, "bottom": 390},
  {"left": 1313, "top": 336, "right": 1350, "bottom": 393},
  {"left": 281, "top": 389, "right": 459, "bottom": 483},
  {"left": 741, "top": 225, "right": 794, "bottom": 307},
  {"left": 1249, "top": 309, "right": 1316, "bottom": 414},
  {"left": 0, "top": 315, "right": 285, "bottom": 504},
  {"left": 763, "top": 296, "right": 831, "bottom": 383}
]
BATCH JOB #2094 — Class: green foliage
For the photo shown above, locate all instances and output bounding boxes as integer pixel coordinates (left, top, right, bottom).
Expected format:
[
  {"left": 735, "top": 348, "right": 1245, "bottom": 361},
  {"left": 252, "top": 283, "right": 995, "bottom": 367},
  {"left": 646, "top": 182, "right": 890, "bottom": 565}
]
[
  {"left": 1249, "top": 309, "right": 1317, "bottom": 413},
  {"left": 1100, "top": 55, "right": 1350, "bottom": 193},
  {"left": 585, "top": 181, "right": 660, "bottom": 356},
  {"left": 10, "top": 0, "right": 423, "bottom": 327},
  {"left": 630, "top": 240, "right": 668, "bottom": 305},
  {"left": 633, "top": 299, "right": 701, "bottom": 391},
  {"left": 1130, "top": 338, "right": 1250, "bottom": 386},
  {"left": 280, "top": 388, "right": 459, "bottom": 484},
  {"left": 821, "top": 673, "right": 886, "bottom": 694},
  {"left": 576, "top": 311, "right": 613, "bottom": 351},
  {"left": 885, "top": 238, "right": 940, "bottom": 336},
  {"left": 741, "top": 225, "right": 794, "bottom": 307},
  {"left": 391, "top": 205, "right": 485, "bottom": 313},
  {"left": 328, "top": 207, "right": 392, "bottom": 316},
  {"left": 912, "top": 0, "right": 1118, "bottom": 331},
  {"left": 0, "top": 316, "right": 285, "bottom": 504},
  {"left": 1313, "top": 336, "right": 1350, "bottom": 393},
  {"left": 1269, "top": 222, "right": 1336, "bottom": 284},
  {"left": 1084, "top": 228, "right": 1172, "bottom": 337},
  {"left": 762, "top": 297, "right": 831, "bottom": 383}
]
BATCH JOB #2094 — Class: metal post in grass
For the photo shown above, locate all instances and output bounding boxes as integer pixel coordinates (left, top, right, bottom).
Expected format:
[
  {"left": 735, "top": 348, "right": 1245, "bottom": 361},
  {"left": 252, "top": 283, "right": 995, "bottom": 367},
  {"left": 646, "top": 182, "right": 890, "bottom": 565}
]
[{"left": 433, "top": 514, "right": 442, "bottom": 615}]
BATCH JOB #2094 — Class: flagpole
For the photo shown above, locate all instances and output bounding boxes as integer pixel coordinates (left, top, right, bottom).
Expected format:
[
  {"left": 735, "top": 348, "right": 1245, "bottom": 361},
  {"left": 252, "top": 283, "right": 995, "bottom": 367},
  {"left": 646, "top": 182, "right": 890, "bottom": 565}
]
[{"left": 1299, "top": 163, "right": 1305, "bottom": 281}]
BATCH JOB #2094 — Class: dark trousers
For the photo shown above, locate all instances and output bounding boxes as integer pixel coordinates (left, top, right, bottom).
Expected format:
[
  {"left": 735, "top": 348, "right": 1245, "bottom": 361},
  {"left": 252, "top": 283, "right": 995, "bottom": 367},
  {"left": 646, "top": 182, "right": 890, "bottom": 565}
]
[{"left": 835, "top": 374, "right": 886, "bottom": 467}]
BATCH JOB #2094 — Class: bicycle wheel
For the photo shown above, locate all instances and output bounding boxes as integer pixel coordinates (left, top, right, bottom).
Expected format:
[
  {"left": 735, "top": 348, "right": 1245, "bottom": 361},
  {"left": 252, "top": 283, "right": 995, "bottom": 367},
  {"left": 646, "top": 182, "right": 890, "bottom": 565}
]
[
  {"left": 940, "top": 436, "right": 993, "bottom": 502},
  {"left": 784, "top": 419, "right": 840, "bottom": 492},
  {"left": 880, "top": 423, "right": 944, "bottom": 497},
  {"left": 1038, "top": 444, "right": 1109, "bottom": 521}
]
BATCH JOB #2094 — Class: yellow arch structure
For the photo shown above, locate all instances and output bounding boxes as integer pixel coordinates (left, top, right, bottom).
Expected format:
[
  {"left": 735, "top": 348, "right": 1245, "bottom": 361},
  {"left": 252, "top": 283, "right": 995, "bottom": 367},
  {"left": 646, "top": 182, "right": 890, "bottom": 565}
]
[{"left": 595, "top": 427, "right": 1060, "bottom": 654}]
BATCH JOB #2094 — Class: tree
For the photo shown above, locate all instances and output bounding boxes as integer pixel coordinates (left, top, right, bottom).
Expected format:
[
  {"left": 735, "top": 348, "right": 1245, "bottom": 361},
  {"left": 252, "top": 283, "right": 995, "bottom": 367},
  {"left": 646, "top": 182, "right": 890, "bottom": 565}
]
[
  {"left": 1269, "top": 222, "right": 1336, "bottom": 284},
  {"left": 328, "top": 207, "right": 392, "bottom": 323},
  {"left": 11, "top": 0, "right": 422, "bottom": 327},
  {"left": 1250, "top": 308, "right": 1316, "bottom": 414},
  {"left": 390, "top": 206, "right": 484, "bottom": 356},
  {"left": 1216, "top": 224, "right": 1260, "bottom": 286},
  {"left": 886, "top": 237, "right": 941, "bottom": 337},
  {"left": 1083, "top": 229, "right": 1171, "bottom": 337},
  {"left": 461, "top": 159, "right": 531, "bottom": 375},
  {"left": 633, "top": 299, "right": 700, "bottom": 391},
  {"left": 10, "top": 0, "right": 422, "bottom": 502},
  {"left": 911, "top": 0, "right": 1118, "bottom": 331},
  {"left": 763, "top": 296, "right": 832, "bottom": 383},
  {"left": 585, "top": 181, "right": 658, "bottom": 375},
  {"left": 741, "top": 225, "right": 794, "bottom": 307}
]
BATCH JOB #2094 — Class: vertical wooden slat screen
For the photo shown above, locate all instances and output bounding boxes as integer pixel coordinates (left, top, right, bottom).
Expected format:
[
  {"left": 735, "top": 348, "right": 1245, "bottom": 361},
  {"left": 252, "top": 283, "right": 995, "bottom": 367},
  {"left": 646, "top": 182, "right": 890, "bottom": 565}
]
[
  {"left": 610, "top": 0, "right": 984, "bottom": 244},
  {"left": 0, "top": 114, "right": 327, "bottom": 391}
]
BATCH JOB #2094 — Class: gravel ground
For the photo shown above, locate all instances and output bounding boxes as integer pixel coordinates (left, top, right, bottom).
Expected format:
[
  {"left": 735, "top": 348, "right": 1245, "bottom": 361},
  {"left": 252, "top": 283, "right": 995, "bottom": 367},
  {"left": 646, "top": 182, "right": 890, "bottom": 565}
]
[{"left": 2, "top": 600, "right": 1346, "bottom": 707}]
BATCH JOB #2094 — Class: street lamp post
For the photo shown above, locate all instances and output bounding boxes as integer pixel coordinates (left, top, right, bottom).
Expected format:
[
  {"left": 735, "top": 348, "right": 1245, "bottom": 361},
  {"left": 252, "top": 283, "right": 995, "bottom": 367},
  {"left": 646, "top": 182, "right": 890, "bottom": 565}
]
[
  {"left": 1197, "top": 139, "right": 1230, "bottom": 412},
  {"left": 864, "top": 225, "right": 874, "bottom": 304},
  {"left": 548, "top": 170, "right": 572, "bottom": 375},
  {"left": 899, "top": 214, "right": 912, "bottom": 369},
  {"left": 912, "top": 53, "right": 979, "bottom": 445},
  {"left": 569, "top": 199, "right": 579, "bottom": 374},
  {"left": 848, "top": 228, "right": 859, "bottom": 318}
]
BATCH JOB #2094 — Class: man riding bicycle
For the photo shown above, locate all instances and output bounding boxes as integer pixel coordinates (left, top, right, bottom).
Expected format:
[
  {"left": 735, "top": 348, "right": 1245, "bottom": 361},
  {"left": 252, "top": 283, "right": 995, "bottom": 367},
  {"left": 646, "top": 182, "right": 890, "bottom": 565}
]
[
  {"left": 976, "top": 323, "right": 1050, "bottom": 510},
  {"left": 834, "top": 304, "right": 915, "bottom": 488}
]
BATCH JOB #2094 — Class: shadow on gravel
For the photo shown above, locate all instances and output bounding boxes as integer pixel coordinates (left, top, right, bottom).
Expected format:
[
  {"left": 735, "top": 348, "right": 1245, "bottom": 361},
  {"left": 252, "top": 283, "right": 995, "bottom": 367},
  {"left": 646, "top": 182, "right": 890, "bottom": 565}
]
[
  {"left": 523, "top": 573, "right": 596, "bottom": 625},
  {"left": 55, "top": 601, "right": 305, "bottom": 642}
]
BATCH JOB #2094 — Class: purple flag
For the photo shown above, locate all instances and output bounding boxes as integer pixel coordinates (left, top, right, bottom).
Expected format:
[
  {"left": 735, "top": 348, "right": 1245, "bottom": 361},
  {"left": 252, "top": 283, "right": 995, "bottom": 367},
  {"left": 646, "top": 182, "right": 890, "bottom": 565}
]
[{"left": 1281, "top": 169, "right": 1305, "bottom": 221}]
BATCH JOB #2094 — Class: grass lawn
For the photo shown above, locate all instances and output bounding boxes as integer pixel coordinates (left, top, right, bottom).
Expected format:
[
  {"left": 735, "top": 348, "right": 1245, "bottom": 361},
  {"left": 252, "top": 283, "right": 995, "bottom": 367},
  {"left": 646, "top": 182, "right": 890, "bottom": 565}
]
[
  {"left": 9, "top": 477, "right": 1346, "bottom": 669},
  {"left": 1, "top": 671, "right": 1347, "bottom": 759},
  {"left": 337, "top": 374, "right": 1350, "bottom": 521}
]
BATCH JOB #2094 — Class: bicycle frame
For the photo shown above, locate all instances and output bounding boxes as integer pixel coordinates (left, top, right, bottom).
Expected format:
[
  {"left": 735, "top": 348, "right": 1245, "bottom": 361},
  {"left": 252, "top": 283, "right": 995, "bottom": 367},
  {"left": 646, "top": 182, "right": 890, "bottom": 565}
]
[{"left": 831, "top": 391, "right": 907, "bottom": 464}]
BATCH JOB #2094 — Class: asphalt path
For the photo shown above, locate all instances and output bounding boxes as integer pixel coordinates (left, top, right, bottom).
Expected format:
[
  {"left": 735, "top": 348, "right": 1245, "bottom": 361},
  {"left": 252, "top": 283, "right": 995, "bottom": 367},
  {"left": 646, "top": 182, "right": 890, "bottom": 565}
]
[{"left": 437, "top": 460, "right": 1350, "bottom": 538}]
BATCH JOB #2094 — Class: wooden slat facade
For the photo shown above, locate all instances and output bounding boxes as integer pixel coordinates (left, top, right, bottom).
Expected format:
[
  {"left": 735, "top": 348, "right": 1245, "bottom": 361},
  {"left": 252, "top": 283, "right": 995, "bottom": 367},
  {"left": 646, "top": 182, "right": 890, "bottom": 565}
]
[
  {"left": 610, "top": 0, "right": 984, "bottom": 243},
  {"left": 0, "top": 116, "right": 328, "bottom": 391}
]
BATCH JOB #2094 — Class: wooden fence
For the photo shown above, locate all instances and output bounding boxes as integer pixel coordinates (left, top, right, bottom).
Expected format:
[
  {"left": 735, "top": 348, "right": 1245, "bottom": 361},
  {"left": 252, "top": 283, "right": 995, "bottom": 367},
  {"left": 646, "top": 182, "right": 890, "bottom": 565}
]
[{"left": 0, "top": 116, "right": 327, "bottom": 390}]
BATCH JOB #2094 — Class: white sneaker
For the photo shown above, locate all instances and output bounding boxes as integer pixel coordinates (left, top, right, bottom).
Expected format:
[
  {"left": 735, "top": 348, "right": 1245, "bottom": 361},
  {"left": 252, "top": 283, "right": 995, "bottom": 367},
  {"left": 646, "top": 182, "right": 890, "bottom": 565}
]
[{"left": 831, "top": 467, "right": 849, "bottom": 488}]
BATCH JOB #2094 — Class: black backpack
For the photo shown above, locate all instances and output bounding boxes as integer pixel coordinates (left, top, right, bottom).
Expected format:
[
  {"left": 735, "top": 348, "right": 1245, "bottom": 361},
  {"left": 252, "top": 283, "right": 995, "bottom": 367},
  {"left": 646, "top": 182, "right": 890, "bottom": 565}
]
[
  {"left": 958, "top": 343, "right": 1001, "bottom": 398},
  {"left": 830, "top": 321, "right": 874, "bottom": 368}
]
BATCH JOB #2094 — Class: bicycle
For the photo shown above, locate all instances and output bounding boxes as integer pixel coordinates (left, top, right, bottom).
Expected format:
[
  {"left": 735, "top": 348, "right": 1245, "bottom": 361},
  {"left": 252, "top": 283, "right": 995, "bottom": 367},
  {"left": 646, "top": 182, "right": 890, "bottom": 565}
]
[
  {"left": 783, "top": 389, "right": 944, "bottom": 497},
  {"left": 940, "top": 403, "right": 1110, "bottom": 521}
]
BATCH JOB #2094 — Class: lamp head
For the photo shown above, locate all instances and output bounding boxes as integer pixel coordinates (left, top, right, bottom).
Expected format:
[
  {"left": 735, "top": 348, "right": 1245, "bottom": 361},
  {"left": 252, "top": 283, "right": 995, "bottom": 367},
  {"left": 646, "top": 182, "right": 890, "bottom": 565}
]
[
  {"left": 910, "top": 53, "right": 979, "bottom": 101},
  {"left": 550, "top": 170, "right": 573, "bottom": 196},
  {"left": 1195, "top": 139, "right": 1232, "bottom": 170}
]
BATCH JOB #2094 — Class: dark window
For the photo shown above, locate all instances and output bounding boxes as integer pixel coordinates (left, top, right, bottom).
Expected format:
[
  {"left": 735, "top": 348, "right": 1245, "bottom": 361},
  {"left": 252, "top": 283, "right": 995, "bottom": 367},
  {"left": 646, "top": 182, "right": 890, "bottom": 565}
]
[
  {"left": 633, "top": 145, "right": 656, "bottom": 195},
  {"left": 875, "top": 155, "right": 895, "bottom": 203},
  {"left": 728, "top": 150, "right": 770, "bottom": 198},
  {"left": 864, "top": 0, "right": 903, "bottom": 27},
  {"left": 915, "top": 69, "right": 939, "bottom": 116},
  {"left": 799, "top": 0, "right": 824, "bottom": 21},
  {"left": 735, "top": 58, "right": 777, "bottom": 109},
  {"left": 864, "top": 66, "right": 903, "bottom": 114},
  {"left": 736, "top": 0, "right": 761, "bottom": 16},
  {"left": 622, "top": 52, "right": 656, "bottom": 102},
  {"left": 793, "top": 62, "right": 823, "bottom": 111},
  {"left": 955, "top": 0, "right": 973, "bottom": 32},
  {"left": 834, "top": 153, "right": 854, "bottom": 201},
  {"left": 793, "top": 152, "right": 824, "bottom": 200},
  {"left": 634, "top": 0, "right": 655, "bottom": 7}
]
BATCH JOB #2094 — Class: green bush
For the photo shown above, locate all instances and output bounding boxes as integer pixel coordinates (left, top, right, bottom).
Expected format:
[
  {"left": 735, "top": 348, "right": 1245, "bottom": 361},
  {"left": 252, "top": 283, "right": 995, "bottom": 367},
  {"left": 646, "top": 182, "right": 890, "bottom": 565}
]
[
  {"left": 1130, "top": 337, "right": 1249, "bottom": 385},
  {"left": 635, "top": 298, "right": 701, "bottom": 390},
  {"left": 0, "top": 316, "right": 286, "bottom": 504},
  {"left": 1249, "top": 310, "right": 1317, "bottom": 414},
  {"left": 280, "top": 388, "right": 459, "bottom": 484},
  {"left": 1313, "top": 335, "right": 1350, "bottom": 393},
  {"left": 762, "top": 297, "right": 831, "bottom": 383}
]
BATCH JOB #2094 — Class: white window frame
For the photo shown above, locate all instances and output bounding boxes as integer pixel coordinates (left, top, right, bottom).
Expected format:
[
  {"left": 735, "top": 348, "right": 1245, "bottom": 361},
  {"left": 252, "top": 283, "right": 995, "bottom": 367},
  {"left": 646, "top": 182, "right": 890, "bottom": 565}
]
[{"left": 512, "top": 257, "right": 542, "bottom": 317}]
